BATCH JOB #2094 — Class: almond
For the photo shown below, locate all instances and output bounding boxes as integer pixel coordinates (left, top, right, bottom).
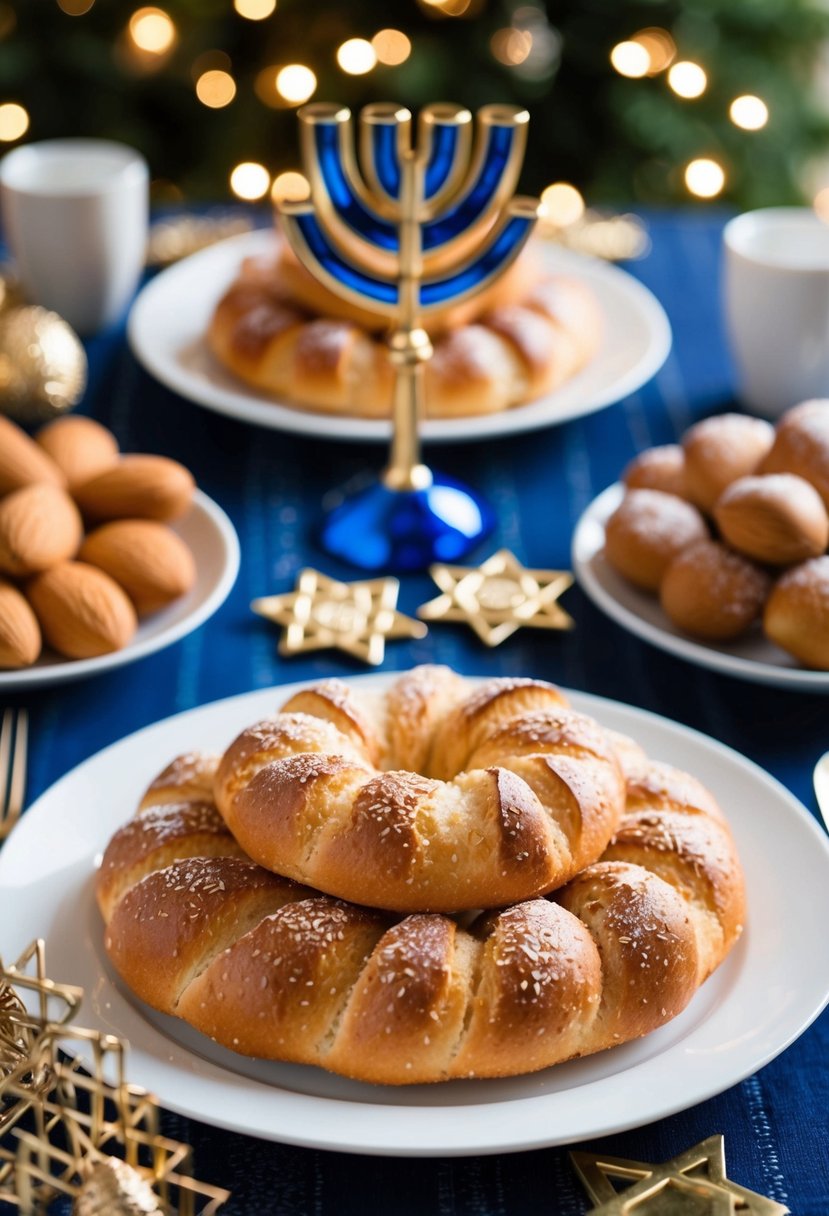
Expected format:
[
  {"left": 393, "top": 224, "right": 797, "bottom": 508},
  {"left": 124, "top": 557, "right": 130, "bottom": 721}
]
[
  {"left": 74, "top": 455, "right": 195, "bottom": 523},
  {"left": 80, "top": 520, "right": 196, "bottom": 615},
  {"left": 715, "top": 474, "right": 829, "bottom": 565},
  {"left": 0, "top": 577, "right": 41, "bottom": 668},
  {"left": 0, "top": 483, "right": 83, "bottom": 576},
  {"left": 35, "top": 415, "right": 119, "bottom": 490},
  {"left": 27, "top": 561, "right": 137, "bottom": 659},
  {"left": 0, "top": 415, "right": 65, "bottom": 496}
]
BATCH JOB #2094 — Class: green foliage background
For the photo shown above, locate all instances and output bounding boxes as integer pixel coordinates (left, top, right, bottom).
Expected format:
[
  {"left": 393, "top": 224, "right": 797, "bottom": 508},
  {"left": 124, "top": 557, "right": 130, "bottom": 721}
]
[{"left": 2, "top": 0, "right": 829, "bottom": 205}]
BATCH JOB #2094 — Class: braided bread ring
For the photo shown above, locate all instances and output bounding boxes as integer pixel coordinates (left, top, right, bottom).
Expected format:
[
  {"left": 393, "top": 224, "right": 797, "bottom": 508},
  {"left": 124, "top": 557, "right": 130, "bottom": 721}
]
[
  {"left": 213, "top": 670, "right": 626, "bottom": 912},
  {"left": 207, "top": 246, "right": 602, "bottom": 420},
  {"left": 97, "top": 741, "right": 744, "bottom": 1085}
]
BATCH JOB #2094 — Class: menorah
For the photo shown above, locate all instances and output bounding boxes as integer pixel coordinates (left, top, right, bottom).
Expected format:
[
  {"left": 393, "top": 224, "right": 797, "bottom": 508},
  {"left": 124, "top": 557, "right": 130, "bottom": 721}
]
[{"left": 277, "top": 101, "right": 540, "bottom": 572}]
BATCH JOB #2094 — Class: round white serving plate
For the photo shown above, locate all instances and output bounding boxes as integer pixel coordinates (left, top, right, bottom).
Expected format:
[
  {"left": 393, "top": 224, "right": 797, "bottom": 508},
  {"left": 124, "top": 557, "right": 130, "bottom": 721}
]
[
  {"left": 0, "top": 490, "right": 239, "bottom": 691},
  {"left": 572, "top": 483, "right": 829, "bottom": 692},
  {"left": 1, "top": 674, "right": 827, "bottom": 1156},
  {"left": 127, "top": 229, "right": 671, "bottom": 444}
]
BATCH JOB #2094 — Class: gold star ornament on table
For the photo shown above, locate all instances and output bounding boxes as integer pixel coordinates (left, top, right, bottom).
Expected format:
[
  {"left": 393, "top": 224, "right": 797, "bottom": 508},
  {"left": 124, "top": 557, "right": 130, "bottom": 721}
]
[
  {"left": 418, "top": 549, "right": 575, "bottom": 647},
  {"left": 0, "top": 939, "right": 229, "bottom": 1214},
  {"left": 252, "top": 568, "right": 427, "bottom": 667},
  {"left": 571, "top": 1135, "right": 789, "bottom": 1215}
]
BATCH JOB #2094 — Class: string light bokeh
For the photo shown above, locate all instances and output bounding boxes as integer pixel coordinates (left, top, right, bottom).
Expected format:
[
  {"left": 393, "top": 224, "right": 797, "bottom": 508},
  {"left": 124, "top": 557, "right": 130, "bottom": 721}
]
[{"left": 1, "top": 0, "right": 826, "bottom": 210}]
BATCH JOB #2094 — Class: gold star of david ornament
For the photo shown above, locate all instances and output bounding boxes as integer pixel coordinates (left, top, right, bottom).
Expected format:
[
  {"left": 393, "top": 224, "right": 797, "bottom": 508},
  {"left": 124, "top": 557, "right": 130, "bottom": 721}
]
[
  {"left": 571, "top": 1135, "right": 789, "bottom": 1215},
  {"left": 252, "top": 568, "right": 427, "bottom": 666},
  {"left": 417, "top": 548, "right": 575, "bottom": 647}
]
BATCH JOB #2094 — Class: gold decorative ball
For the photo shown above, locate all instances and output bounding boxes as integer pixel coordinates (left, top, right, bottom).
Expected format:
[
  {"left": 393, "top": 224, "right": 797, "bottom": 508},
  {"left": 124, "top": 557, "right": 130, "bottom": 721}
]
[{"left": 0, "top": 304, "right": 87, "bottom": 425}]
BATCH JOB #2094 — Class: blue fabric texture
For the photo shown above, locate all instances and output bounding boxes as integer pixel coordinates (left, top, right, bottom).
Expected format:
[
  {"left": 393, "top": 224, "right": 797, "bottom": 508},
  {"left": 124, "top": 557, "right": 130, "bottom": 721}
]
[{"left": 2, "top": 211, "right": 827, "bottom": 1213}]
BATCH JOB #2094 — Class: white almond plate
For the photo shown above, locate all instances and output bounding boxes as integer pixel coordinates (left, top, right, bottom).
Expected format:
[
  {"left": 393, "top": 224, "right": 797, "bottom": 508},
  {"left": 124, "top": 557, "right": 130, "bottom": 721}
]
[
  {"left": 0, "top": 491, "right": 239, "bottom": 691},
  {"left": 1, "top": 676, "right": 827, "bottom": 1156},
  {"left": 573, "top": 483, "right": 829, "bottom": 692},
  {"left": 127, "top": 229, "right": 671, "bottom": 444}
]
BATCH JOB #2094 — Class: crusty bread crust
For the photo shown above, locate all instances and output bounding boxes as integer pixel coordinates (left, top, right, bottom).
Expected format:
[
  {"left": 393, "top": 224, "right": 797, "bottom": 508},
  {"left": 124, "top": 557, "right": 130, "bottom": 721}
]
[
  {"left": 213, "top": 669, "right": 626, "bottom": 912},
  {"left": 207, "top": 241, "right": 602, "bottom": 419},
  {"left": 97, "top": 666, "right": 745, "bottom": 1086}
]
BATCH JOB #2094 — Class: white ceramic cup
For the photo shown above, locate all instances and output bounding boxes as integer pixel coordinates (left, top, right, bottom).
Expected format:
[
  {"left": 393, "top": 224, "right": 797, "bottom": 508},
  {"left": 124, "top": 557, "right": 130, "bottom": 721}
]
[
  {"left": 723, "top": 207, "right": 829, "bottom": 418},
  {"left": 0, "top": 138, "right": 148, "bottom": 334}
]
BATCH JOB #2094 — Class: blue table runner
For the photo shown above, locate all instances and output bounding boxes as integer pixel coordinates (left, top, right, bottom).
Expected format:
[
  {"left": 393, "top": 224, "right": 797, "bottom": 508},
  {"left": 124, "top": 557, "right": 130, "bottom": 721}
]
[{"left": 3, "top": 210, "right": 827, "bottom": 1213}]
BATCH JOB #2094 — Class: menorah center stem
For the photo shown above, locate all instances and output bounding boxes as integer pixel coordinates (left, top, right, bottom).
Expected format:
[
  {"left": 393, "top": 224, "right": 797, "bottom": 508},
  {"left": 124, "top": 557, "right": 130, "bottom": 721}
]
[{"left": 388, "top": 327, "right": 433, "bottom": 367}]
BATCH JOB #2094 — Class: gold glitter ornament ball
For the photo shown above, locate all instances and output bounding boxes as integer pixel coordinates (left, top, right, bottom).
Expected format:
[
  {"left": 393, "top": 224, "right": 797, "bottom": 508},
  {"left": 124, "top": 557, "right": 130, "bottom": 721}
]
[
  {"left": 74, "top": 1158, "right": 164, "bottom": 1216},
  {"left": 0, "top": 304, "right": 87, "bottom": 425}
]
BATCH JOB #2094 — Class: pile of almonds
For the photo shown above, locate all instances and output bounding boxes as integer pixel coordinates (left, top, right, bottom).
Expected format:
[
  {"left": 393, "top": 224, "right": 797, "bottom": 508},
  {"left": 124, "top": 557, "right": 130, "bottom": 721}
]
[
  {"left": 603, "top": 399, "right": 829, "bottom": 670},
  {"left": 0, "top": 414, "right": 197, "bottom": 670}
]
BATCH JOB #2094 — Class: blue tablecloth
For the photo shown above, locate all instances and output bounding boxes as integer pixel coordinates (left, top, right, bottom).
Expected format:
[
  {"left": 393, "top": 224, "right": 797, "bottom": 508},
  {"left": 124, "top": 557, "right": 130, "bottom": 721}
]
[{"left": 4, "top": 211, "right": 828, "bottom": 1213}]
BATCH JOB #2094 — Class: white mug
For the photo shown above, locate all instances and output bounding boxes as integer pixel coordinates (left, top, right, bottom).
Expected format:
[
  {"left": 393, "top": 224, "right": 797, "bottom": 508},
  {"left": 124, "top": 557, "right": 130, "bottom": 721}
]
[
  {"left": 723, "top": 207, "right": 829, "bottom": 418},
  {"left": 0, "top": 138, "right": 148, "bottom": 334}
]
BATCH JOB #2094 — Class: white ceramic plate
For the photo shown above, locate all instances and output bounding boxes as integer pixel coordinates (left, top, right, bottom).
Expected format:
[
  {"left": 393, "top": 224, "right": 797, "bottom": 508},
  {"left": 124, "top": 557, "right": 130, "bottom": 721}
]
[
  {"left": 127, "top": 229, "right": 671, "bottom": 444},
  {"left": 1, "top": 675, "right": 827, "bottom": 1157},
  {"left": 0, "top": 491, "right": 239, "bottom": 692},
  {"left": 572, "top": 483, "right": 829, "bottom": 692}
]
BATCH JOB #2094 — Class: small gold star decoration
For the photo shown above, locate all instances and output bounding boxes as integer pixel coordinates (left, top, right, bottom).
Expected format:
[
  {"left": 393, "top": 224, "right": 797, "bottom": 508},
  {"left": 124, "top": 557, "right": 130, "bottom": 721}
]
[
  {"left": 417, "top": 548, "right": 575, "bottom": 647},
  {"left": 0, "top": 939, "right": 229, "bottom": 1213},
  {"left": 571, "top": 1135, "right": 789, "bottom": 1215},
  {"left": 252, "top": 567, "right": 427, "bottom": 666}
]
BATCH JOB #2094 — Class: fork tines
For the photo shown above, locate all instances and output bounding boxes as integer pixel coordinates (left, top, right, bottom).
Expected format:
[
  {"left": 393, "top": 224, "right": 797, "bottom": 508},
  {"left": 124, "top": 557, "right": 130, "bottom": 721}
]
[{"left": 0, "top": 708, "right": 28, "bottom": 842}]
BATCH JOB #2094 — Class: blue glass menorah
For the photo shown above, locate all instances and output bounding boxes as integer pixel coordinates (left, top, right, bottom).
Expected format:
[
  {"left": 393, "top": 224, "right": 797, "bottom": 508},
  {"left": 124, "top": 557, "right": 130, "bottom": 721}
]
[{"left": 277, "top": 102, "right": 540, "bottom": 573}]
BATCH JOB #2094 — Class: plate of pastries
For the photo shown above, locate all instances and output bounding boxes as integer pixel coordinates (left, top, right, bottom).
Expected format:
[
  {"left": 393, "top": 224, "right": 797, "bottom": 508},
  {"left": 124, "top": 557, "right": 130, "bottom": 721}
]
[
  {"left": 0, "top": 413, "right": 239, "bottom": 690},
  {"left": 127, "top": 227, "right": 671, "bottom": 443},
  {"left": 572, "top": 400, "right": 829, "bottom": 690},
  {"left": 3, "top": 666, "right": 828, "bottom": 1154}
]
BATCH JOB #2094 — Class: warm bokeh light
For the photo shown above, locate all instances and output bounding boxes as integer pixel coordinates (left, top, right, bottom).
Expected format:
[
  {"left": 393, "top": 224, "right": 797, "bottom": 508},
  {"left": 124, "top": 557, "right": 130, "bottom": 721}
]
[
  {"left": 668, "top": 61, "right": 707, "bottom": 99},
  {"left": 230, "top": 162, "right": 270, "bottom": 200},
  {"left": 610, "top": 40, "right": 650, "bottom": 79},
  {"left": 128, "top": 7, "right": 176, "bottom": 54},
  {"left": 420, "top": 0, "right": 473, "bottom": 14},
  {"left": 336, "top": 38, "right": 377, "bottom": 75},
  {"left": 540, "top": 182, "right": 585, "bottom": 227},
  {"left": 729, "top": 95, "right": 768, "bottom": 131},
  {"left": 371, "top": 29, "right": 411, "bottom": 66},
  {"left": 491, "top": 28, "right": 533, "bottom": 66},
  {"left": 814, "top": 188, "right": 829, "bottom": 224},
  {"left": 0, "top": 3, "right": 16, "bottom": 38},
  {"left": 275, "top": 64, "right": 317, "bottom": 104},
  {"left": 0, "top": 102, "right": 29, "bottom": 142},
  {"left": 234, "top": 0, "right": 276, "bottom": 18},
  {"left": 271, "top": 170, "right": 311, "bottom": 205},
  {"left": 631, "top": 27, "right": 676, "bottom": 74},
  {"left": 57, "top": 0, "right": 95, "bottom": 13},
  {"left": 685, "top": 157, "right": 725, "bottom": 198},
  {"left": 196, "top": 69, "right": 236, "bottom": 108}
]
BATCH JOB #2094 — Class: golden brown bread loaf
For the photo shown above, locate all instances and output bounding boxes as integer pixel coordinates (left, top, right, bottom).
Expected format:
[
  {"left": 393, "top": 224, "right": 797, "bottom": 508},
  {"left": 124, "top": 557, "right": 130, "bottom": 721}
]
[
  {"left": 96, "top": 697, "right": 745, "bottom": 1085},
  {"left": 682, "top": 413, "right": 775, "bottom": 513},
  {"left": 763, "top": 556, "right": 829, "bottom": 670},
  {"left": 659, "top": 539, "right": 771, "bottom": 641},
  {"left": 213, "top": 668, "right": 627, "bottom": 912},
  {"left": 603, "top": 488, "right": 708, "bottom": 592},
  {"left": 760, "top": 399, "right": 829, "bottom": 510},
  {"left": 207, "top": 242, "right": 602, "bottom": 419},
  {"left": 622, "top": 444, "right": 689, "bottom": 499}
]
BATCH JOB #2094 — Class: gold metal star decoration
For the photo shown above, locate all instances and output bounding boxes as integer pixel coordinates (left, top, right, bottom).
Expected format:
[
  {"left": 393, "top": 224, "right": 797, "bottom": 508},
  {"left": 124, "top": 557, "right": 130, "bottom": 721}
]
[
  {"left": 417, "top": 548, "right": 575, "bottom": 647},
  {"left": 252, "top": 567, "right": 427, "bottom": 667},
  {"left": 0, "top": 939, "right": 229, "bottom": 1213},
  {"left": 571, "top": 1135, "right": 789, "bottom": 1215}
]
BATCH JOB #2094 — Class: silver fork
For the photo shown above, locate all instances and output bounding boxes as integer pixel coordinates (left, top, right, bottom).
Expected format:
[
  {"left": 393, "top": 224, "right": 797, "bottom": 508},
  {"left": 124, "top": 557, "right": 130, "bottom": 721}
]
[{"left": 0, "top": 708, "right": 28, "bottom": 842}]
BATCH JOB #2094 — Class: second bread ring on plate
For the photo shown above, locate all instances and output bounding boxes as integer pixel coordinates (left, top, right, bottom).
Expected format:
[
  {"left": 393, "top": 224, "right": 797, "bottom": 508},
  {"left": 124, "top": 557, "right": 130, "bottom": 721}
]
[{"left": 213, "top": 666, "right": 627, "bottom": 913}]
